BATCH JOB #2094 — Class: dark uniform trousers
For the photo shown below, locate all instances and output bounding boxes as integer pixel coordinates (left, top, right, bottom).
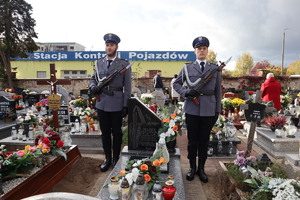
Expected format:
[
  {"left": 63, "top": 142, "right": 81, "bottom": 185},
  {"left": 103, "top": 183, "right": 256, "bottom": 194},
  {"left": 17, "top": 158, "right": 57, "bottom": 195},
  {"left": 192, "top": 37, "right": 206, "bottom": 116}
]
[
  {"left": 185, "top": 113, "right": 216, "bottom": 163},
  {"left": 97, "top": 109, "right": 123, "bottom": 160}
]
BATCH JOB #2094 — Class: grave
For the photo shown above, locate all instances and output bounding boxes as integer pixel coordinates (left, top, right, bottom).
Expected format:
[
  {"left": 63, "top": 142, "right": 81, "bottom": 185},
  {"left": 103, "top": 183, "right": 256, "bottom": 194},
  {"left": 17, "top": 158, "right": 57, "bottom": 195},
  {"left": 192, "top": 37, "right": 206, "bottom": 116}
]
[
  {"left": 253, "top": 126, "right": 300, "bottom": 159},
  {"left": 0, "top": 96, "right": 16, "bottom": 120},
  {"left": 98, "top": 97, "right": 185, "bottom": 199},
  {"left": 128, "top": 97, "right": 161, "bottom": 151},
  {"left": 25, "top": 94, "right": 45, "bottom": 107},
  {"left": 70, "top": 132, "right": 103, "bottom": 154},
  {"left": 151, "top": 90, "right": 165, "bottom": 108},
  {"left": 57, "top": 85, "right": 69, "bottom": 104},
  {"left": 0, "top": 145, "right": 81, "bottom": 200}
]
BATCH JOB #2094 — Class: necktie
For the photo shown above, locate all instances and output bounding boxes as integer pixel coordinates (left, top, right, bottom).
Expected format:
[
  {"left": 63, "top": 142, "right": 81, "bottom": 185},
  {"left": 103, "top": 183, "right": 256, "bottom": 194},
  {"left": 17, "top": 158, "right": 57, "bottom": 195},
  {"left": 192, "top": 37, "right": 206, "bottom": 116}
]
[
  {"left": 200, "top": 62, "right": 205, "bottom": 72},
  {"left": 107, "top": 60, "right": 113, "bottom": 68}
]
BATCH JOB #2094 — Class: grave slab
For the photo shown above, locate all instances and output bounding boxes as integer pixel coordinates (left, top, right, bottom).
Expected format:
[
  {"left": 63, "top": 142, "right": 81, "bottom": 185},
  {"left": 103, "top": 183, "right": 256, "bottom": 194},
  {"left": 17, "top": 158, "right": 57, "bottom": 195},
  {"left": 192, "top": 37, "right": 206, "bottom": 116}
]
[
  {"left": 254, "top": 126, "right": 300, "bottom": 158},
  {"left": 285, "top": 154, "right": 300, "bottom": 166},
  {"left": 70, "top": 132, "right": 103, "bottom": 154},
  {"left": 97, "top": 146, "right": 185, "bottom": 200}
]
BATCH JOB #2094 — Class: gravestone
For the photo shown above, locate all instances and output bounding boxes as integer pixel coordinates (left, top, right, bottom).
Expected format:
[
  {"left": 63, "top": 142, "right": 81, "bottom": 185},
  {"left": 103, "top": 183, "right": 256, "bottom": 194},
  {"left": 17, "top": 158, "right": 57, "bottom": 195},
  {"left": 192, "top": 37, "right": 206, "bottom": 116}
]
[
  {"left": 128, "top": 97, "right": 161, "bottom": 151},
  {"left": 0, "top": 96, "right": 16, "bottom": 120},
  {"left": 48, "top": 105, "right": 70, "bottom": 124},
  {"left": 57, "top": 85, "right": 69, "bottom": 104},
  {"left": 132, "top": 86, "right": 142, "bottom": 98},
  {"left": 151, "top": 90, "right": 165, "bottom": 107},
  {"left": 26, "top": 94, "right": 45, "bottom": 107}
]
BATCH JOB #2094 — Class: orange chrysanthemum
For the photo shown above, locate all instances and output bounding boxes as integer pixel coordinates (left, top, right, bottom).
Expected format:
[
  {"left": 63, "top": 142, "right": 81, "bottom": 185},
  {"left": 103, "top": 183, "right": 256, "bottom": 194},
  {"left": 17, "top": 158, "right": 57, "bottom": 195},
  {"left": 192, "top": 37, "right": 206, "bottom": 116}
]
[
  {"left": 42, "top": 149, "right": 48, "bottom": 153},
  {"left": 170, "top": 114, "right": 176, "bottom": 119},
  {"left": 144, "top": 174, "right": 151, "bottom": 182},
  {"left": 162, "top": 118, "right": 170, "bottom": 123},
  {"left": 119, "top": 170, "right": 126, "bottom": 176},
  {"left": 37, "top": 145, "right": 43, "bottom": 148},
  {"left": 159, "top": 157, "right": 166, "bottom": 165},
  {"left": 153, "top": 159, "right": 161, "bottom": 167},
  {"left": 140, "top": 164, "right": 149, "bottom": 171},
  {"left": 172, "top": 125, "right": 178, "bottom": 131}
]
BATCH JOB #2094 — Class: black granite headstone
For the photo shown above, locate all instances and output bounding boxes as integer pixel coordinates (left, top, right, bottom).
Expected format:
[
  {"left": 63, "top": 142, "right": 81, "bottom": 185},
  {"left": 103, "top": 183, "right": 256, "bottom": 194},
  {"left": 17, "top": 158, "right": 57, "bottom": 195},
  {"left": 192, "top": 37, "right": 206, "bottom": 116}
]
[
  {"left": 128, "top": 98, "right": 161, "bottom": 151},
  {"left": 245, "top": 103, "right": 266, "bottom": 122},
  {"left": 0, "top": 96, "right": 16, "bottom": 120},
  {"left": 48, "top": 105, "right": 70, "bottom": 124},
  {"left": 26, "top": 94, "right": 45, "bottom": 106}
]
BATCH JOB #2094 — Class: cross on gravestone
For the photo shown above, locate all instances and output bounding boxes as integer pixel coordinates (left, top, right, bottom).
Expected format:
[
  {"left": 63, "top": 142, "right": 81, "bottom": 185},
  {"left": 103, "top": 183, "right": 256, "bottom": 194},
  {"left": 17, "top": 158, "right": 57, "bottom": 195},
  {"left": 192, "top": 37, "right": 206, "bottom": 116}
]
[
  {"left": 240, "top": 90, "right": 274, "bottom": 157},
  {"left": 36, "top": 64, "right": 71, "bottom": 130}
]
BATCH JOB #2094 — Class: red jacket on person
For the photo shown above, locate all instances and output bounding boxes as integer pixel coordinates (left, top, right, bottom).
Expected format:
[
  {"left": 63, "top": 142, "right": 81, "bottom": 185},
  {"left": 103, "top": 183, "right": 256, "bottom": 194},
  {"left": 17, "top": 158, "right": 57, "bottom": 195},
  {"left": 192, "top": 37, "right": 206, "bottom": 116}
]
[{"left": 260, "top": 77, "right": 282, "bottom": 111}]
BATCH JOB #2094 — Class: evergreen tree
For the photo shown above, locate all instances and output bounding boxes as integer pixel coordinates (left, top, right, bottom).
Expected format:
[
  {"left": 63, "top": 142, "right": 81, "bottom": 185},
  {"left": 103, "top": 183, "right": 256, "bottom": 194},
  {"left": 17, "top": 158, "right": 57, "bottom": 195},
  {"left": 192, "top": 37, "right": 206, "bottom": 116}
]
[{"left": 0, "top": 0, "right": 38, "bottom": 88}]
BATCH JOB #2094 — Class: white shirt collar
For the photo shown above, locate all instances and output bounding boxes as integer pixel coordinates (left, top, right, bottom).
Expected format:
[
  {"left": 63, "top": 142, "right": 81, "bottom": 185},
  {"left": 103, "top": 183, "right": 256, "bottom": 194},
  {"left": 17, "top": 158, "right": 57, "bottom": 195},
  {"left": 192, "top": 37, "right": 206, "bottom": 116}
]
[
  {"left": 106, "top": 55, "right": 117, "bottom": 62},
  {"left": 196, "top": 59, "right": 206, "bottom": 67}
]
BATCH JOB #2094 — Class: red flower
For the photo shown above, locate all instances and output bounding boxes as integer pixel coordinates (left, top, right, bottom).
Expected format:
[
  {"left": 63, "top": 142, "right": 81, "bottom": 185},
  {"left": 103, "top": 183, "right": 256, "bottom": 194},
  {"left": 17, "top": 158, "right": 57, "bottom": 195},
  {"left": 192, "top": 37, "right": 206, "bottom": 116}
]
[
  {"left": 57, "top": 141, "right": 64, "bottom": 148},
  {"left": 43, "top": 138, "right": 50, "bottom": 145},
  {"left": 248, "top": 91, "right": 254, "bottom": 95}
]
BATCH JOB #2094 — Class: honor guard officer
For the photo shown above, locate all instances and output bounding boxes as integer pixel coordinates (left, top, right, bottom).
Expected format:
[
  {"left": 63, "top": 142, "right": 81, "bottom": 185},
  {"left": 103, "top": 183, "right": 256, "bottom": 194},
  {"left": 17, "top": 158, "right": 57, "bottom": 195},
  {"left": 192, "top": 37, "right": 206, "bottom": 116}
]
[
  {"left": 89, "top": 33, "right": 132, "bottom": 172},
  {"left": 173, "top": 36, "right": 221, "bottom": 183}
]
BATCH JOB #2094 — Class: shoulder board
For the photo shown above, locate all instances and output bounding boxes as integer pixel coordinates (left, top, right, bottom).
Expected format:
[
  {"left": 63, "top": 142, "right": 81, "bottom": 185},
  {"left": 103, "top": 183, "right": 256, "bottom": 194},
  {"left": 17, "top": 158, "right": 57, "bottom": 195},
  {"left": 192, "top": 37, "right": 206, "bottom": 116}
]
[{"left": 185, "top": 62, "right": 192, "bottom": 64}]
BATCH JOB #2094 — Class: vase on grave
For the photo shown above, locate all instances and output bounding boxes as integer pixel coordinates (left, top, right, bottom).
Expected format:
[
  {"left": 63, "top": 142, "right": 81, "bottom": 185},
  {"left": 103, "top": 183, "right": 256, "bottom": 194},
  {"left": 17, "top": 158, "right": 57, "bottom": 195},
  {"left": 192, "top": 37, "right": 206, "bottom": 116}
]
[
  {"left": 275, "top": 128, "right": 284, "bottom": 138},
  {"left": 284, "top": 125, "right": 297, "bottom": 138},
  {"left": 162, "top": 180, "right": 176, "bottom": 200},
  {"left": 270, "top": 125, "right": 276, "bottom": 132},
  {"left": 166, "top": 138, "right": 176, "bottom": 153}
]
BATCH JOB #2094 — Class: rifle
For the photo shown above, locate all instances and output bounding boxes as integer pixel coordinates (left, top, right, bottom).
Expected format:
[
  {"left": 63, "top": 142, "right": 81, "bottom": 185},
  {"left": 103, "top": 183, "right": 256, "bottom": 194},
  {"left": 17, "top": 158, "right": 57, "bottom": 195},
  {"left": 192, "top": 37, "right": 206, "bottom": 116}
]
[
  {"left": 192, "top": 57, "right": 232, "bottom": 105},
  {"left": 93, "top": 62, "right": 133, "bottom": 100}
]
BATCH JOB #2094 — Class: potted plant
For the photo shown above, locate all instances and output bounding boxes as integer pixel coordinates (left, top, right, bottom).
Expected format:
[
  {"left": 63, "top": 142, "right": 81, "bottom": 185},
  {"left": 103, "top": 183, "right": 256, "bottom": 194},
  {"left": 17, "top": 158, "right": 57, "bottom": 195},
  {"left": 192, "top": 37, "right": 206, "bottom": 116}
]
[{"left": 264, "top": 116, "right": 287, "bottom": 132}]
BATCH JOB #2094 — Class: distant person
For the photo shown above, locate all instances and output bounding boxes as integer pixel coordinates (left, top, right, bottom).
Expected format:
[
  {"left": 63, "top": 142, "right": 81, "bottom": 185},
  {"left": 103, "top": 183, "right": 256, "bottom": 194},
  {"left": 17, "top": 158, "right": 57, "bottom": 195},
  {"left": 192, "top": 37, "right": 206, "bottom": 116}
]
[
  {"left": 153, "top": 70, "right": 164, "bottom": 91},
  {"left": 170, "top": 74, "right": 180, "bottom": 105},
  {"left": 260, "top": 73, "right": 281, "bottom": 111}
]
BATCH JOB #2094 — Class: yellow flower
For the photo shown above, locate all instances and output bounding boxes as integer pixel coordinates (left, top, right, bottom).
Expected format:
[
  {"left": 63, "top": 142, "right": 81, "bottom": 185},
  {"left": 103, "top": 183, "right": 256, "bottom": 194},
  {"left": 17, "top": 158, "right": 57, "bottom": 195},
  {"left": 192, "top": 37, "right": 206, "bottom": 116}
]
[
  {"left": 25, "top": 145, "right": 31, "bottom": 150},
  {"left": 37, "top": 145, "right": 43, "bottom": 148},
  {"left": 42, "top": 149, "right": 48, "bottom": 153}
]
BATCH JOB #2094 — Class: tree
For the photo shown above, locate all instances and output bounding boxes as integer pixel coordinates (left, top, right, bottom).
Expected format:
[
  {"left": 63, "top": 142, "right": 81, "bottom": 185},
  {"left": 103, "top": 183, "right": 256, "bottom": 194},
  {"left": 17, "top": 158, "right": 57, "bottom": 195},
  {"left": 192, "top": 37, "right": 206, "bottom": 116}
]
[
  {"left": 286, "top": 60, "right": 300, "bottom": 75},
  {"left": 232, "top": 53, "right": 254, "bottom": 76},
  {"left": 207, "top": 50, "right": 217, "bottom": 64},
  {"left": 0, "top": 0, "right": 38, "bottom": 88}
]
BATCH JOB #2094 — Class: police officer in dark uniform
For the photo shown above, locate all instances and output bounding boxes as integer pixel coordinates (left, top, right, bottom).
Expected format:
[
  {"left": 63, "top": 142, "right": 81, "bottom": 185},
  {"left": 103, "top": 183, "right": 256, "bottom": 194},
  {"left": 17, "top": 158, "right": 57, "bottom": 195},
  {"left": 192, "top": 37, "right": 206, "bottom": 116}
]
[
  {"left": 173, "top": 36, "right": 221, "bottom": 183},
  {"left": 89, "top": 33, "right": 132, "bottom": 172}
]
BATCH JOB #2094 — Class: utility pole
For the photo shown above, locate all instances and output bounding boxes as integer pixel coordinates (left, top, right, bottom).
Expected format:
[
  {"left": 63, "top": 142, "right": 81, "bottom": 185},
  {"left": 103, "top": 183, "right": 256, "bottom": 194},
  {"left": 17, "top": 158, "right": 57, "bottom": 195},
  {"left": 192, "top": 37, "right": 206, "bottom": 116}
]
[{"left": 281, "top": 28, "right": 288, "bottom": 75}]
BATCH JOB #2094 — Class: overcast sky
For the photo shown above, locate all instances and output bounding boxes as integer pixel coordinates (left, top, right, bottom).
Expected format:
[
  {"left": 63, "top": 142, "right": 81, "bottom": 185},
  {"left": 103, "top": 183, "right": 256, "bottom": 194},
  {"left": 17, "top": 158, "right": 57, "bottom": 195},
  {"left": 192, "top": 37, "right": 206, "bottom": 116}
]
[{"left": 27, "top": 0, "right": 300, "bottom": 70}]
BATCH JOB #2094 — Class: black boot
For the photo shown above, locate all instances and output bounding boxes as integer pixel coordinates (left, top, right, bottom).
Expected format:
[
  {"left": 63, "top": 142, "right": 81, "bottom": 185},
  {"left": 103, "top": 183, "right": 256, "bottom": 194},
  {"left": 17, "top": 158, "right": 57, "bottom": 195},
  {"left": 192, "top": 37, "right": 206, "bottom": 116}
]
[
  {"left": 197, "top": 161, "right": 208, "bottom": 183},
  {"left": 186, "top": 158, "right": 196, "bottom": 181},
  {"left": 100, "top": 153, "right": 112, "bottom": 172}
]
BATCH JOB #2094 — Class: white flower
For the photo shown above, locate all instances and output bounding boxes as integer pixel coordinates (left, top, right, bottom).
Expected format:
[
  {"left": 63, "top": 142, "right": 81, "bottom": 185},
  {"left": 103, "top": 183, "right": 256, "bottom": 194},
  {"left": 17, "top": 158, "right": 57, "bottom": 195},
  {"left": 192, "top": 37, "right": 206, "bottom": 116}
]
[
  {"left": 132, "top": 160, "right": 142, "bottom": 167},
  {"left": 169, "top": 119, "right": 175, "bottom": 128},
  {"left": 131, "top": 167, "right": 140, "bottom": 182},
  {"left": 25, "top": 115, "right": 31, "bottom": 121},
  {"left": 165, "top": 132, "right": 171, "bottom": 137},
  {"left": 125, "top": 173, "right": 134, "bottom": 185}
]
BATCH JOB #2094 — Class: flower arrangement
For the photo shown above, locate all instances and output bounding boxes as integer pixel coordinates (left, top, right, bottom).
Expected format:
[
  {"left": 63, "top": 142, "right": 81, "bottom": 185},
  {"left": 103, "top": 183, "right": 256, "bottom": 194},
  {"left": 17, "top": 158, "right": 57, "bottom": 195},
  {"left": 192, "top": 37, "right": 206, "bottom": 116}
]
[
  {"left": 231, "top": 98, "right": 245, "bottom": 110},
  {"left": 69, "top": 98, "right": 88, "bottom": 108},
  {"left": 17, "top": 111, "right": 37, "bottom": 124},
  {"left": 244, "top": 166, "right": 300, "bottom": 199},
  {"left": 15, "top": 105, "right": 24, "bottom": 110},
  {"left": 89, "top": 97, "right": 96, "bottom": 109},
  {"left": 221, "top": 98, "right": 234, "bottom": 111},
  {"left": 0, "top": 145, "right": 41, "bottom": 180},
  {"left": 264, "top": 116, "right": 286, "bottom": 130},
  {"left": 34, "top": 129, "right": 66, "bottom": 159},
  {"left": 140, "top": 93, "right": 153, "bottom": 105},
  {"left": 35, "top": 102, "right": 43, "bottom": 111},
  {"left": 4, "top": 88, "right": 14, "bottom": 92},
  {"left": 11, "top": 94, "right": 23, "bottom": 101},
  {"left": 157, "top": 106, "right": 183, "bottom": 143},
  {"left": 280, "top": 94, "right": 292, "bottom": 110},
  {"left": 38, "top": 98, "right": 48, "bottom": 106},
  {"left": 118, "top": 152, "right": 166, "bottom": 190},
  {"left": 149, "top": 104, "right": 159, "bottom": 113},
  {"left": 225, "top": 150, "right": 288, "bottom": 199}
]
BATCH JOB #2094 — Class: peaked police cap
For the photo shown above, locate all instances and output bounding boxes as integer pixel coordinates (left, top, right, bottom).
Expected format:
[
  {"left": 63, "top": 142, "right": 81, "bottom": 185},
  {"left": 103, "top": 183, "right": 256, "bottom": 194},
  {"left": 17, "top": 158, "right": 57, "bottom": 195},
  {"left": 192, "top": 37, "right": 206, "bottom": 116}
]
[
  {"left": 192, "top": 36, "right": 209, "bottom": 48},
  {"left": 103, "top": 33, "right": 120, "bottom": 44}
]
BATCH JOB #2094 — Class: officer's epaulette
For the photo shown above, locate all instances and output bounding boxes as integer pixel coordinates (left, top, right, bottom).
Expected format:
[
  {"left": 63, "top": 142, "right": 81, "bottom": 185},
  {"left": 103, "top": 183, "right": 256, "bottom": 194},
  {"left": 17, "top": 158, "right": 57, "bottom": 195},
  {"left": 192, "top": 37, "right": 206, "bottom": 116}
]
[
  {"left": 208, "top": 62, "right": 218, "bottom": 67},
  {"left": 185, "top": 62, "right": 193, "bottom": 65}
]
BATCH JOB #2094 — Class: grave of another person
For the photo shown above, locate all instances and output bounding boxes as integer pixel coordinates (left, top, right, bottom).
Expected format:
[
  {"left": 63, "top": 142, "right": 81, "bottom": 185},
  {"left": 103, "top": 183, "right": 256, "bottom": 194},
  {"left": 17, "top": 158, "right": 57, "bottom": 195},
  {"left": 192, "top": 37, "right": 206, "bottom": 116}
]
[
  {"left": 0, "top": 96, "right": 16, "bottom": 121},
  {"left": 57, "top": 85, "right": 69, "bottom": 104},
  {"left": 151, "top": 90, "right": 166, "bottom": 108},
  {"left": 25, "top": 94, "right": 45, "bottom": 107}
]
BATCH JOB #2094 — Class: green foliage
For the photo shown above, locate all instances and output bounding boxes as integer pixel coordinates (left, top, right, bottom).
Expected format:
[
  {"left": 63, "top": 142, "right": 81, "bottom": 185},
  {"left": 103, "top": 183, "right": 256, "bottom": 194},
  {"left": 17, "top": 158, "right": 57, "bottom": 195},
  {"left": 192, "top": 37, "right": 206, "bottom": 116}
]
[
  {"left": 225, "top": 163, "right": 249, "bottom": 191},
  {"left": 122, "top": 126, "right": 128, "bottom": 145},
  {"left": 286, "top": 60, "right": 300, "bottom": 75},
  {"left": 232, "top": 53, "right": 254, "bottom": 76}
]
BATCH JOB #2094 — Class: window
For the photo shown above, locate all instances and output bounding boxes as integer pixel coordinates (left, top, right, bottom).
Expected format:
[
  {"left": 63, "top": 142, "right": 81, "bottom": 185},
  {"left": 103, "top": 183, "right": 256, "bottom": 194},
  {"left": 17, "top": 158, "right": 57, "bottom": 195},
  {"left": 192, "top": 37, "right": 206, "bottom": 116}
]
[
  {"left": 63, "top": 70, "right": 87, "bottom": 78},
  {"left": 37, "top": 71, "right": 46, "bottom": 78},
  {"left": 70, "top": 46, "right": 74, "bottom": 50}
]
